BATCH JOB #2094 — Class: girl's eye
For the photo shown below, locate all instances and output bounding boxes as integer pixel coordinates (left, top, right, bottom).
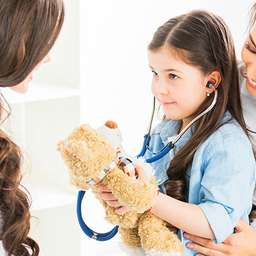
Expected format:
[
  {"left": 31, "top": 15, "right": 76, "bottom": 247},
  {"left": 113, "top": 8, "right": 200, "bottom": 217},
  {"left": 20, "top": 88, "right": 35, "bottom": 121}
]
[
  {"left": 169, "top": 74, "right": 178, "bottom": 80},
  {"left": 152, "top": 70, "right": 158, "bottom": 77},
  {"left": 245, "top": 43, "right": 256, "bottom": 54}
]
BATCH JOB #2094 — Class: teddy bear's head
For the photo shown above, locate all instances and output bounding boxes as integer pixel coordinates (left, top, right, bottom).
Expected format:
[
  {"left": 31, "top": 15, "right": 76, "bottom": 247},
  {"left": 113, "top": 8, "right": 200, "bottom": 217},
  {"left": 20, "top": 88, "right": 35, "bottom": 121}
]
[{"left": 57, "top": 121, "right": 122, "bottom": 190}]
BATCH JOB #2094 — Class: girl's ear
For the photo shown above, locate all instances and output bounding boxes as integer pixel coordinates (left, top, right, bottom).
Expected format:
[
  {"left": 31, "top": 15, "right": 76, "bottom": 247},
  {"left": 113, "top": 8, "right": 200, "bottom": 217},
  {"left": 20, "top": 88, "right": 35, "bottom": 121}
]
[{"left": 206, "top": 70, "right": 221, "bottom": 93}]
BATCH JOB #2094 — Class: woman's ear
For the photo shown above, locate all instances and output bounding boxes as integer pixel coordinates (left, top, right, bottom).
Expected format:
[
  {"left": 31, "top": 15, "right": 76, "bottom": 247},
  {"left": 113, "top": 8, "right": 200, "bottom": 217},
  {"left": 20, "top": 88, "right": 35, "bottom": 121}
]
[{"left": 206, "top": 70, "right": 221, "bottom": 93}]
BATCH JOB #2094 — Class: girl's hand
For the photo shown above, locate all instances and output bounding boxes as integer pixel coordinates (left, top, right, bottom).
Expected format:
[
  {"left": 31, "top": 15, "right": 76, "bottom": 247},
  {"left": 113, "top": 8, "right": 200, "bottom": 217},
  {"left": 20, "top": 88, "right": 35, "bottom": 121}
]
[
  {"left": 97, "top": 185, "right": 133, "bottom": 214},
  {"left": 98, "top": 164, "right": 150, "bottom": 215},
  {"left": 184, "top": 219, "right": 256, "bottom": 256},
  {"left": 134, "top": 164, "right": 151, "bottom": 185},
  {"left": 97, "top": 185, "right": 121, "bottom": 207}
]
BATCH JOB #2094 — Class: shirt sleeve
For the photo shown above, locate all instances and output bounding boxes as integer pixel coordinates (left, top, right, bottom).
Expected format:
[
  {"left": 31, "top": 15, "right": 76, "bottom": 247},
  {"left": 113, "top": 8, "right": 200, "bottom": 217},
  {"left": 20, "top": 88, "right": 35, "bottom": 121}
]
[{"left": 197, "top": 135, "right": 256, "bottom": 244}]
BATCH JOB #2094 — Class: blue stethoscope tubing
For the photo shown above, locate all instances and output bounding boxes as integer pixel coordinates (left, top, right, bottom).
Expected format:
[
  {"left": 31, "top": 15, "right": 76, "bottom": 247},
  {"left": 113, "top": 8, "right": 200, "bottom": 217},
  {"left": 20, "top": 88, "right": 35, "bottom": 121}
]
[
  {"left": 77, "top": 90, "right": 218, "bottom": 241},
  {"left": 77, "top": 190, "right": 119, "bottom": 241}
]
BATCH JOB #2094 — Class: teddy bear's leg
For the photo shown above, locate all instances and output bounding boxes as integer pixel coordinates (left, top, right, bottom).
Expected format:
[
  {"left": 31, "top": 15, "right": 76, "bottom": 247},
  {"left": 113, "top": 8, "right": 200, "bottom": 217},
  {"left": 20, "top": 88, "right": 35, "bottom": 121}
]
[
  {"left": 118, "top": 226, "right": 141, "bottom": 248},
  {"left": 118, "top": 227, "right": 146, "bottom": 256},
  {"left": 138, "top": 212, "right": 184, "bottom": 256},
  {"left": 95, "top": 193, "right": 141, "bottom": 228}
]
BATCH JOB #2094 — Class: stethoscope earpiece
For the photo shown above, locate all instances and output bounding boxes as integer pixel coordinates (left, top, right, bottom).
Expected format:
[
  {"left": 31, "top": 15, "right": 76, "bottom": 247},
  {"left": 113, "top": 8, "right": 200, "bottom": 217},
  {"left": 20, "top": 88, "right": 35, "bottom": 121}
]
[{"left": 206, "top": 81, "right": 214, "bottom": 89}]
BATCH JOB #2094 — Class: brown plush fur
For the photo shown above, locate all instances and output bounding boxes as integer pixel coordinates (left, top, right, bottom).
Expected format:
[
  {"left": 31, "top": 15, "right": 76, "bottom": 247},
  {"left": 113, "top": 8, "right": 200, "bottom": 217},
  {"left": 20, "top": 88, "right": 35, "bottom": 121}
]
[{"left": 57, "top": 123, "right": 184, "bottom": 255}]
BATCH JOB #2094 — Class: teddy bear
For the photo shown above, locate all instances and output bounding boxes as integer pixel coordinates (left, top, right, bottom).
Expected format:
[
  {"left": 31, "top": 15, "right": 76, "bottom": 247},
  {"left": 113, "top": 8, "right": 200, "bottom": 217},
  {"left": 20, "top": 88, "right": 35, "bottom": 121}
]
[{"left": 57, "top": 120, "right": 184, "bottom": 256}]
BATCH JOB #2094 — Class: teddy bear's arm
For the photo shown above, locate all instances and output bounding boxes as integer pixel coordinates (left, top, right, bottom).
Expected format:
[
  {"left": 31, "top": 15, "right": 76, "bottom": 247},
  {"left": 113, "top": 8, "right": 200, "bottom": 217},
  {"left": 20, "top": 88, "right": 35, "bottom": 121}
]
[{"left": 103, "top": 167, "right": 158, "bottom": 213}]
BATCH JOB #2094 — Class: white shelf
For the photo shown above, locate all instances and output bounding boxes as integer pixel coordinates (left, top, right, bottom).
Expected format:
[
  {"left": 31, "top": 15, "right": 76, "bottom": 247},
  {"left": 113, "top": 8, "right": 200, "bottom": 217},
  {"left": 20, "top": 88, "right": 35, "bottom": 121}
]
[
  {"left": 1, "top": 84, "right": 80, "bottom": 105},
  {"left": 28, "top": 185, "right": 78, "bottom": 212}
]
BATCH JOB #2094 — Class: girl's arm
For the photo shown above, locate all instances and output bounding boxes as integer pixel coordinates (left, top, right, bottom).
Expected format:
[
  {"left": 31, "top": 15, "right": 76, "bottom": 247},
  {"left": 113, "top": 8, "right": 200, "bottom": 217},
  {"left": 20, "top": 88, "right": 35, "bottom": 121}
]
[
  {"left": 99, "top": 133, "right": 255, "bottom": 243},
  {"left": 150, "top": 191, "right": 215, "bottom": 239},
  {"left": 184, "top": 219, "right": 256, "bottom": 256},
  {"left": 99, "top": 165, "right": 215, "bottom": 239}
]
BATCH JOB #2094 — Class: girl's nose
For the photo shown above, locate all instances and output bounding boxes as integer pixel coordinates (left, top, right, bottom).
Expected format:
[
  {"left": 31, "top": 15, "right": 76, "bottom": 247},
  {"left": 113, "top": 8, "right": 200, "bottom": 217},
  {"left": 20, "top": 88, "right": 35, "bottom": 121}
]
[{"left": 156, "top": 78, "right": 169, "bottom": 95}]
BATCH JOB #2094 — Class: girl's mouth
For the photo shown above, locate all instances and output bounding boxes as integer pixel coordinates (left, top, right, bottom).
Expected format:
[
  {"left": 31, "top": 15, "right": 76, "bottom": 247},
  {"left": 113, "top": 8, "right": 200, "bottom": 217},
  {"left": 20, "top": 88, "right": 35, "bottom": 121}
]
[{"left": 162, "top": 102, "right": 174, "bottom": 106}]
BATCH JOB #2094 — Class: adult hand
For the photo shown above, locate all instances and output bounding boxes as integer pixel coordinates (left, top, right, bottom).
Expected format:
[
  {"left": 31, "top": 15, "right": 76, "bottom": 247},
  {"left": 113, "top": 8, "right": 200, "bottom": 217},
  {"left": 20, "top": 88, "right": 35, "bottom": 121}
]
[
  {"left": 98, "top": 164, "right": 150, "bottom": 215},
  {"left": 184, "top": 219, "right": 256, "bottom": 256}
]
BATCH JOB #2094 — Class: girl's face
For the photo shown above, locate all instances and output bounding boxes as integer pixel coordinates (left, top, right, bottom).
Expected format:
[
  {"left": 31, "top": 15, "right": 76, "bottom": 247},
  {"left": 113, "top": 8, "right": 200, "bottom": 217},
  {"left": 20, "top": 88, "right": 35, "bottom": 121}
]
[
  {"left": 148, "top": 47, "right": 210, "bottom": 128},
  {"left": 241, "top": 24, "right": 256, "bottom": 97},
  {"left": 10, "top": 54, "right": 51, "bottom": 93}
]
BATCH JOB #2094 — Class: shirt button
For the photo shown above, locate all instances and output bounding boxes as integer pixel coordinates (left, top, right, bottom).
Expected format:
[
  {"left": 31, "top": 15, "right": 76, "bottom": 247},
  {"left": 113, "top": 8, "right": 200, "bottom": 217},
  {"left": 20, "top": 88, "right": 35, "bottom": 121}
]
[{"left": 163, "top": 131, "right": 168, "bottom": 136}]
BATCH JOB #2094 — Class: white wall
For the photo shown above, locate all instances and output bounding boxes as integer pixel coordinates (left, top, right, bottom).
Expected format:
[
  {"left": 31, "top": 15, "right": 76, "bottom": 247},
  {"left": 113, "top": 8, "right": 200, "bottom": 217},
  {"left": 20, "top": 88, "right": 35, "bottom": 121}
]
[{"left": 79, "top": 1, "right": 255, "bottom": 255}]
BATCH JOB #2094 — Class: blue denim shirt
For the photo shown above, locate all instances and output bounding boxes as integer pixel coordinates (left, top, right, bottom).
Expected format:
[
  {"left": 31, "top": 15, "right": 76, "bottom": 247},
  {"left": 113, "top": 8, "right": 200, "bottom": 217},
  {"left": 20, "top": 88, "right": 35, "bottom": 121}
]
[{"left": 144, "top": 111, "right": 256, "bottom": 256}]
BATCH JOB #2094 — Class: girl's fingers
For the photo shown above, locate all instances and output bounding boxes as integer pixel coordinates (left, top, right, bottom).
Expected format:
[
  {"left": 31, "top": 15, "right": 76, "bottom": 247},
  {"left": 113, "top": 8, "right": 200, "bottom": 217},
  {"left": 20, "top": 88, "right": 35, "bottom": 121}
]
[
  {"left": 135, "top": 164, "right": 150, "bottom": 184},
  {"left": 97, "top": 186, "right": 125, "bottom": 208},
  {"left": 97, "top": 192, "right": 116, "bottom": 201},
  {"left": 106, "top": 200, "right": 122, "bottom": 207},
  {"left": 135, "top": 164, "right": 146, "bottom": 177},
  {"left": 115, "top": 206, "right": 131, "bottom": 215},
  {"left": 98, "top": 185, "right": 111, "bottom": 192}
]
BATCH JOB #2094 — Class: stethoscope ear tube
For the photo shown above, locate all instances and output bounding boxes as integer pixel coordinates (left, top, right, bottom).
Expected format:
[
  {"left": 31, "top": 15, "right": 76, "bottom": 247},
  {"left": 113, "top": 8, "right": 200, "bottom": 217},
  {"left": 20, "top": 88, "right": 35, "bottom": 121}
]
[
  {"left": 137, "top": 97, "right": 156, "bottom": 158},
  {"left": 77, "top": 190, "right": 119, "bottom": 241},
  {"left": 137, "top": 135, "right": 148, "bottom": 158},
  {"left": 145, "top": 142, "right": 174, "bottom": 163}
]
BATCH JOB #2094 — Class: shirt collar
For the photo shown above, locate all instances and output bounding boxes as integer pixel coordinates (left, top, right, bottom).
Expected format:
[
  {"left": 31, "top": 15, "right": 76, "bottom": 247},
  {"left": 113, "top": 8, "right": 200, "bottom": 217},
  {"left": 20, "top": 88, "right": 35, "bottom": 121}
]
[{"left": 160, "top": 119, "right": 192, "bottom": 149}]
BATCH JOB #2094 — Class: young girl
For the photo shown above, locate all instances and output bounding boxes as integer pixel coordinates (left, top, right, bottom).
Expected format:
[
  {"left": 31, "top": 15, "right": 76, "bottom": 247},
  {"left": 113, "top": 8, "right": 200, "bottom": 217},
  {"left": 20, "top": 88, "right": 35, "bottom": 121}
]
[
  {"left": 0, "top": 0, "right": 64, "bottom": 255},
  {"left": 98, "top": 10, "right": 256, "bottom": 255}
]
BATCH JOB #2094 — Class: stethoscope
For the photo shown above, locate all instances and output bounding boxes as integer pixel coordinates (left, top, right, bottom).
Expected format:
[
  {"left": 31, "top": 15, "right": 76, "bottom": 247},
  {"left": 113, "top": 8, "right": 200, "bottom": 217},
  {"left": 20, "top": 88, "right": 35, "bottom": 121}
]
[{"left": 77, "top": 90, "right": 218, "bottom": 241}]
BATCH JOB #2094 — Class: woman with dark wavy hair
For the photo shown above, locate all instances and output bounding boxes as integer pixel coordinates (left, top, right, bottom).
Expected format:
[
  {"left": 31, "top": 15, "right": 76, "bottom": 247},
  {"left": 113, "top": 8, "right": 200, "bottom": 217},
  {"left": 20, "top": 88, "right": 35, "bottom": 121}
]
[{"left": 0, "top": 0, "right": 64, "bottom": 255}]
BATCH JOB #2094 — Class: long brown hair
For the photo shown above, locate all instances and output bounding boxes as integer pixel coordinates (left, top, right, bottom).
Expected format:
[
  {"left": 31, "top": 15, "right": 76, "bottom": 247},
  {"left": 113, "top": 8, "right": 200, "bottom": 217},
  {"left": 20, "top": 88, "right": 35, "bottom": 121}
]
[
  {"left": 0, "top": 0, "right": 65, "bottom": 255},
  {"left": 149, "top": 11, "right": 254, "bottom": 220},
  {"left": 0, "top": 0, "right": 65, "bottom": 87}
]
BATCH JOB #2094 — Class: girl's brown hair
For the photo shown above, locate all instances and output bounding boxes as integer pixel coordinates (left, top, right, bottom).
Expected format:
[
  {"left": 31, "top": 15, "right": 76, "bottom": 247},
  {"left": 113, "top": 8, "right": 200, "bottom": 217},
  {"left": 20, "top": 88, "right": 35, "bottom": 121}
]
[
  {"left": 149, "top": 11, "right": 255, "bottom": 222},
  {"left": 0, "top": 0, "right": 64, "bottom": 255}
]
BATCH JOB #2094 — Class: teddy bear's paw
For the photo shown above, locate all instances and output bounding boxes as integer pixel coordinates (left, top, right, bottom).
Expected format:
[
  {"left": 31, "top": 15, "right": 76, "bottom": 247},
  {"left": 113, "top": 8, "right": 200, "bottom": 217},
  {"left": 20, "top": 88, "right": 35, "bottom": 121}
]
[
  {"left": 145, "top": 249, "right": 182, "bottom": 256},
  {"left": 118, "top": 242, "right": 146, "bottom": 256}
]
